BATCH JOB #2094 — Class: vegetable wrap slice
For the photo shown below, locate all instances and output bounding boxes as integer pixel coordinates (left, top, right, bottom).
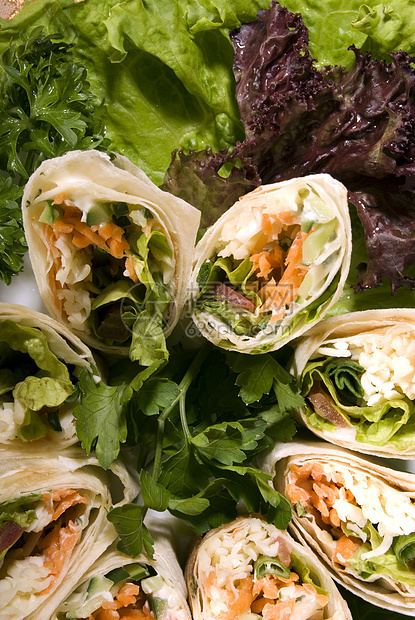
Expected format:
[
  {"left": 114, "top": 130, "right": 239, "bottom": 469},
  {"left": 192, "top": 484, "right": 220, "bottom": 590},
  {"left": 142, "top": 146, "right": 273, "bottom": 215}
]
[
  {"left": 0, "top": 448, "right": 138, "bottom": 620},
  {"left": 0, "top": 302, "right": 99, "bottom": 450},
  {"left": 191, "top": 174, "right": 351, "bottom": 353},
  {"left": 51, "top": 522, "right": 192, "bottom": 620},
  {"left": 186, "top": 515, "right": 351, "bottom": 620},
  {"left": 261, "top": 440, "right": 415, "bottom": 615},
  {"left": 291, "top": 308, "right": 415, "bottom": 458},
  {"left": 22, "top": 149, "right": 201, "bottom": 363}
]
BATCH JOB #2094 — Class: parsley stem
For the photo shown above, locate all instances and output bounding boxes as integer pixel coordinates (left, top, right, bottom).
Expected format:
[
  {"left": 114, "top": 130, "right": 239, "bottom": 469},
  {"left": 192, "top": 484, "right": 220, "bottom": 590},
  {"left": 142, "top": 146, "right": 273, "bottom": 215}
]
[{"left": 152, "top": 343, "right": 211, "bottom": 481}]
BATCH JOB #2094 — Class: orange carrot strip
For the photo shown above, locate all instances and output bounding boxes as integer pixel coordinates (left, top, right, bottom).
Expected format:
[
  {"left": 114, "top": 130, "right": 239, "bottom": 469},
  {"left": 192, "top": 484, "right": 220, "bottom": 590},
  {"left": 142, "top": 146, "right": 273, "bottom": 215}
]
[
  {"left": 286, "top": 483, "right": 311, "bottom": 504},
  {"left": 52, "top": 491, "right": 88, "bottom": 521},
  {"left": 107, "top": 237, "right": 130, "bottom": 259},
  {"left": 334, "top": 535, "right": 362, "bottom": 565}
]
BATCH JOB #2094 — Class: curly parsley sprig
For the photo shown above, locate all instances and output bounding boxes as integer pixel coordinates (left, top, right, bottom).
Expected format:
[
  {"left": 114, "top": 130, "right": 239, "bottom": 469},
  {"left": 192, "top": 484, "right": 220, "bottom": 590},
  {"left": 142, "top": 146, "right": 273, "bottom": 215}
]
[{"left": 0, "top": 28, "right": 109, "bottom": 282}]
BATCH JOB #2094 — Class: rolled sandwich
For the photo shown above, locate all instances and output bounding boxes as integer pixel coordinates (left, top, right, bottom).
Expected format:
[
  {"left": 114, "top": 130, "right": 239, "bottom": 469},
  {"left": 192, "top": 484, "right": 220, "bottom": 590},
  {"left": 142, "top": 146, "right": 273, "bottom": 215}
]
[
  {"left": 291, "top": 309, "right": 415, "bottom": 458},
  {"left": 22, "top": 150, "right": 201, "bottom": 363},
  {"left": 0, "top": 302, "right": 98, "bottom": 450},
  {"left": 261, "top": 440, "right": 415, "bottom": 615},
  {"left": 191, "top": 174, "right": 351, "bottom": 353},
  {"left": 186, "top": 515, "right": 351, "bottom": 620},
  {"left": 0, "top": 448, "right": 138, "bottom": 620},
  {"left": 51, "top": 523, "right": 192, "bottom": 620}
]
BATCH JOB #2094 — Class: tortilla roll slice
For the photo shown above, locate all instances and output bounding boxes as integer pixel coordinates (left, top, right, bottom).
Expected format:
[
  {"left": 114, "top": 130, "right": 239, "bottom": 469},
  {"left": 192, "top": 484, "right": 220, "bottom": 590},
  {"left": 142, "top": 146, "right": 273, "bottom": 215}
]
[
  {"left": 0, "top": 448, "right": 139, "bottom": 620},
  {"left": 260, "top": 439, "right": 415, "bottom": 615},
  {"left": 190, "top": 174, "right": 351, "bottom": 353},
  {"left": 186, "top": 515, "right": 352, "bottom": 620},
  {"left": 0, "top": 302, "right": 99, "bottom": 450},
  {"left": 51, "top": 518, "right": 192, "bottom": 620},
  {"left": 291, "top": 308, "right": 415, "bottom": 458},
  {"left": 22, "top": 149, "right": 201, "bottom": 362}
]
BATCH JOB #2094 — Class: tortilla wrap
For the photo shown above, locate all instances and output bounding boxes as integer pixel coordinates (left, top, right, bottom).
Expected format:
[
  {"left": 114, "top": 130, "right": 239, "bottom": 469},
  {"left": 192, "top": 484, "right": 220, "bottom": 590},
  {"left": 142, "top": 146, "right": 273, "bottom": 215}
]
[
  {"left": 0, "top": 447, "right": 139, "bottom": 620},
  {"left": 291, "top": 308, "right": 415, "bottom": 458},
  {"left": 260, "top": 439, "right": 415, "bottom": 615},
  {"left": 22, "top": 149, "right": 201, "bottom": 361},
  {"left": 0, "top": 302, "right": 99, "bottom": 450},
  {"left": 190, "top": 174, "right": 351, "bottom": 353},
  {"left": 186, "top": 515, "right": 352, "bottom": 620},
  {"left": 51, "top": 514, "right": 191, "bottom": 620}
]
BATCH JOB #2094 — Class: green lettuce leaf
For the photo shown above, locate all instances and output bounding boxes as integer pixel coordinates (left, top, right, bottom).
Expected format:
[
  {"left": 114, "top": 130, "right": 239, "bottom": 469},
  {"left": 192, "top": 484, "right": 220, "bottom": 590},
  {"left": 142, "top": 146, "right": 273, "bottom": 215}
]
[
  {"left": 0, "top": 321, "right": 74, "bottom": 411},
  {"left": 302, "top": 356, "right": 415, "bottom": 449},
  {"left": 280, "top": 0, "right": 415, "bottom": 69},
  {"left": 350, "top": 535, "right": 415, "bottom": 586},
  {"left": 0, "top": 494, "right": 41, "bottom": 528}
]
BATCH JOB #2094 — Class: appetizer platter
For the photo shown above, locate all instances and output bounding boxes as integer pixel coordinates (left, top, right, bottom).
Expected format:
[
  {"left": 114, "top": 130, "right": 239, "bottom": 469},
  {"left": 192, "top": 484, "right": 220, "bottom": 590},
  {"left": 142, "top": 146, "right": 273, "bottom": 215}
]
[{"left": 1, "top": 0, "right": 415, "bottom": 618}]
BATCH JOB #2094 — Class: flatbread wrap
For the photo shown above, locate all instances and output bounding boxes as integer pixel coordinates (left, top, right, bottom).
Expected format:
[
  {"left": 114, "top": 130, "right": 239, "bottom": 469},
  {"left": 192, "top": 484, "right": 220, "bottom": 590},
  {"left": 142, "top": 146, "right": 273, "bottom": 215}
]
[
  {"left": 190, "top": 174, "right": 351, "bottom": 353},
  {"left": 291, "top": 308, "right": 415, "bottom": 458},
  {"left": 186, "top": 515, "right": 352, "bottom": 620},
  {"left": 0, "top": 302, "right": 99, "bottom": 450},
  {"left": 0, "top": 448, "right": 139, "bottom": 620},
  {"left": 51, "top": 517, "right": 192, "bottom": 620},
  {"left": 261, "top": 440, "right": 415, "bottom": 615},
  {"left": 22, "top": 150, "right": 201, "bottom": 363}
]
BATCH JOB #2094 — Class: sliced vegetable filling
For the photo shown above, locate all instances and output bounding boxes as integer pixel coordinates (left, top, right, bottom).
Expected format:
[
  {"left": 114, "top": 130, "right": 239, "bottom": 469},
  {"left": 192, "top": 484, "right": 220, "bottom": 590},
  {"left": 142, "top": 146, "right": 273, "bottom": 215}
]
[
  {"left": 37, "top": 193, "right": 174, "bottom": 363},
  {"left": 194, "top": 519, "right": 329, "bottom": 620},
  {"left": 0, "top": 321, "right": 77, "bottom": 443},
  {"left": 58, "top": 565, "right": 187, "bottom": 620},
  {"left": 0, "top": 488, "right": 89, "bottom": 612},
  {"left": 195, "top": 184, "right": 342, "bottom": 340},
  {"left": 287, "top": 460, "right": 415, "bottom": 587},
  {"left": 301, "top": 325, "right": 415, "bottom": 448}
]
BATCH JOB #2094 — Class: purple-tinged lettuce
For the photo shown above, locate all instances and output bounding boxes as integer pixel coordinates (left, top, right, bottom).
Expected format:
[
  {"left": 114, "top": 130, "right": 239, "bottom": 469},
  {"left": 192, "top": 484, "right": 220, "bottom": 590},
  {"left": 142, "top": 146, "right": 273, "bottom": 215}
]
[{"left": 164, "top": 2, "right": 415, "bottom": 294}]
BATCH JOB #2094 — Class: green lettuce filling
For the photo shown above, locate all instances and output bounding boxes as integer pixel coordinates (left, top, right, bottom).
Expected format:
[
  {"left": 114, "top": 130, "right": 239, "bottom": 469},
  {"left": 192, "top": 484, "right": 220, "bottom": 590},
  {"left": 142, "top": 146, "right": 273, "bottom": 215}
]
[
  {"left": 347, "top": 523, "right": 415, "bottom": 586},
  {"left": 0, "top": 322, "right": 75, "bottom": 441},
  {"left": 302, "top": 356, "right": 415, "bottom": 448},
  {"left": 289, "top": 551, "right": 329, "bottom": 597},
  {"left": 89, "top": 217, "right": 172, "bottom": 366},
  {"left": 195, "top": 257, "right": 340, "bottom": 347}
]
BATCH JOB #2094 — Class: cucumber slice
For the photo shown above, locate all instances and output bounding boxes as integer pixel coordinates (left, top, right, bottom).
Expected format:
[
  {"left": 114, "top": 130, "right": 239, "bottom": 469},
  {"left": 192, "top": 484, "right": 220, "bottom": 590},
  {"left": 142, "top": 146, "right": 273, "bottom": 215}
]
[
  {"left": 86, "top": 203, "right": 113, "bottom": 226},
  {"left": 302, "top": 221, "right": 337, "bottom": 266},
  {"left": 39, "top": 201, "right": 63, "bottom": 224},
  {"left": 65, "top": 575, "right": 113, "bottom": 619},
  {"left": 300, "top": 189, "right": 335, "bottom": 230},
  {"left": 149, "top": 595, "right": 169, "bottom": 620}
]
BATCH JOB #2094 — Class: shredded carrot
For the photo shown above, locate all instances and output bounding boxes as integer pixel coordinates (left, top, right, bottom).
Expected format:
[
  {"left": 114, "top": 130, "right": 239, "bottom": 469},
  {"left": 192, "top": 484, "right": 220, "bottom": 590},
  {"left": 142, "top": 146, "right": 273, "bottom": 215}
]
[
  {"left": 142, "top": 219, "right": 155, "bottom": 238},
  {"left": 276, "top": 211, "right": 296, "bottom": 227},
  {"left": 107, "top": 236, "right": 130, "bottom": 260},
  {"left": 227, "top": 576, "right": 254, "bottom": 620},
  {"left": 262, "top": 599, "right": 296, "bottom": 620},
  {"left": 38, "top": 521, "right": 79, "bottom": 595},
  {"left": 253, "top": 575, "right": 281, "bottom": 599},
  {"left": 262, "top": 213, "right": 274, "bottom": 236},
  {"left": 52, "top": 191, "right": 67, "bottom": 205},
  {"left": 92, "top": 583, "right": 151, "bottom": 620},
  {"left": 52, "top": 490, "right": 88, "bottom": 521},
  {"left": 303, "top": 583, "right": 329, "bottom": 608},
  {"left": 288, "top": 462, "right": 363, "bottom": 565},
  {"left": 286, "top": 483, "right": 310, "bottom": 504},
  {"left": 258, "top": 230, "right": 310, "bottom": 320},
  {"left": 43, "top": 198, "right": 137, "bottom": 294},
  {"left": 251, "top": 244, "right": 285, "bottom": 280},
  {"left": 125, "top": 255, "right": 139, "bottom": 283},
  {"left": 334, "top": 535, "right": 362, "bottom": 565}
]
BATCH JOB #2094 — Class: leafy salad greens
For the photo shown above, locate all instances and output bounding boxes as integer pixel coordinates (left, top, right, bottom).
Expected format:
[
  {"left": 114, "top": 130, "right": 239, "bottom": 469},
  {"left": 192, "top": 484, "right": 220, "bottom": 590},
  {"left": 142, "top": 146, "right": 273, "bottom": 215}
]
[
  {"left": 2, "top": 2, "right": 415, "bottom": 618},
  {"left": 0, "top": 28, "right": 109, "bottom": 282},
  {"left": 80, "top": 343, "right": 301, "bottom": 556}
]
